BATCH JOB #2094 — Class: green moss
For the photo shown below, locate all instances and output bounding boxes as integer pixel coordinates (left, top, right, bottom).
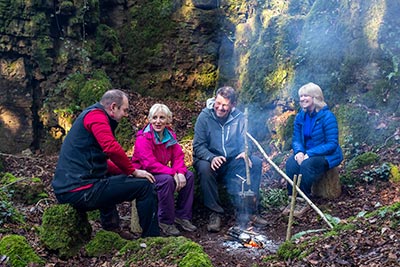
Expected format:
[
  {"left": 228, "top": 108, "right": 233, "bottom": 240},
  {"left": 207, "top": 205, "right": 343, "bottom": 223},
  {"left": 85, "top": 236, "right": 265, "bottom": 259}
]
[
  {"left": 40, "top": 204, "right": 92, "bottom": 259},
  {"left": 85, "top": 230, "right": 128, "bottom": 257},
  {"left": 389, "top": 164, "right": 400, "bottom": 183},
  {"left": 79, "top": 69, "right": 112, "bottom": 108},
  {"left": 119, "top": 236, "right": 212, "bottom": 266},
  {"left": 0, "top": 235, "right": 45, "bottom": 267},
  {"left": 179, "top": 251, "right": 213, "bottom": 267},
  {"left": 347, "top": 152, "right": 379, "bottom": 171},
  {"left": 33, "top": 36, "right": 53, "bottom": 74},
  {"left": 196, "top": 63, "right": 218, "bottom": 90},
  {"left": 276, "top": 240, "right": 308, "bottom": 260}
]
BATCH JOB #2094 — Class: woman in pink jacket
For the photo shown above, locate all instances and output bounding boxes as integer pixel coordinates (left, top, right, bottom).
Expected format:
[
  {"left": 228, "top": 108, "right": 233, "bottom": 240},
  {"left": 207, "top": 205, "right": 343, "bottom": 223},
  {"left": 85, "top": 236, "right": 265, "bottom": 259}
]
[{"left": 131, "top": 103, "right": 196, "bottom": 236}]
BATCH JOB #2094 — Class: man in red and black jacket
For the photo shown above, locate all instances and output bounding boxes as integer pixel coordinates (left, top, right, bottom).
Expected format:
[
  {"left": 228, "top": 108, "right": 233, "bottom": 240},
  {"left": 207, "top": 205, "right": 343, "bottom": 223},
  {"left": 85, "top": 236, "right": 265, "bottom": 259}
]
[{"left": 52, "top": 89, "right": 159, "bottom": 238}]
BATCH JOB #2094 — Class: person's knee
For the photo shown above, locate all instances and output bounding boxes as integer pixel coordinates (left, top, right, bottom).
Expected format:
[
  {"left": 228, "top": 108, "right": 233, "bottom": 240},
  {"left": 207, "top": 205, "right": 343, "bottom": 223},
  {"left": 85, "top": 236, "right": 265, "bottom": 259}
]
[{"left": 194, "top": 160, "right": 213, "bottom": 177}]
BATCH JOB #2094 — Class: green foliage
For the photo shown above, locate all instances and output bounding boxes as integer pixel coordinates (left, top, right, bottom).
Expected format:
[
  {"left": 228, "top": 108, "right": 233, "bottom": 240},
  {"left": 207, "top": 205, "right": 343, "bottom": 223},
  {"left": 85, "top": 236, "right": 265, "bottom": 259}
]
[
  {"left": 0, "top": 235, "right": 45, "bottom": 267},
  {"left": 122, "top": 0, "right": 175, "bottom": 79},
  {"left": 115, "top": 117, "right": 134, "bottom": 152},
  {"left": 92, "top": 24, "right": 122, "bottom": 64},
  {"left": 0, "top": 190, "right": 24, "bottom": 227},
  {"left": 40, "top": 204, "right": 92, "bottom": 259},
  {"left": 347, "top": 152, "right": 379, "bottom": 171},
  {"left": 361, "top": 162, "right": 391, "bottom": 183},
  {"left": 85, "top": 230, "right": 128, "bottom": 257},
  {"left": 179, "top": 251, "right": 213, "bottom": 267},
  {"left": 33, "top": 36, "right": 53, "bottom": 74},
  {"left": 196, "top": 63, "right": 218, "bottom": 90},
  {"left": 79, "top": 69, "right": 112, "bottom": 108},
  {"left": 260, "top": 188, "right": 288, "bottom": 209},
  {"left": 389, "top": 163, "right": 400, "bottom": 183}
]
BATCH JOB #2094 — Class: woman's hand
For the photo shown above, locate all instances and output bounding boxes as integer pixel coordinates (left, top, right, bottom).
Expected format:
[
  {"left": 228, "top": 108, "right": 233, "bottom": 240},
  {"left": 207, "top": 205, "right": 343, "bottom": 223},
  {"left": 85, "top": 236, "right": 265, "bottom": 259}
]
[
  {"left": 294, "top": 152, "right": 305, "bottom": 165},
  {"left": 174, "top": 173, "right": 186, "bottom": 191},
  {"left": 132, "top": 169, "right": 155, "bottom": 183}
]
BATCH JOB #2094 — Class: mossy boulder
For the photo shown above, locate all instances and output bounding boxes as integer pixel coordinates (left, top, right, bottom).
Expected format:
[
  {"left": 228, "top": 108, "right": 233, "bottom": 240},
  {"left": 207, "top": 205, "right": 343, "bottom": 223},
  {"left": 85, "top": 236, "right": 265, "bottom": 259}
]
[
  {"left": 39, "top": 204, "right": 92, "bottom": 259},
  {"left": 0, "top": 235, "right": 45, "bottom": 267},
  {"left": 85, "top": 230, "right": 128, "bottom": 257},
  {"left": 115, "top": 236, "right": 212, "bottom": 267}
]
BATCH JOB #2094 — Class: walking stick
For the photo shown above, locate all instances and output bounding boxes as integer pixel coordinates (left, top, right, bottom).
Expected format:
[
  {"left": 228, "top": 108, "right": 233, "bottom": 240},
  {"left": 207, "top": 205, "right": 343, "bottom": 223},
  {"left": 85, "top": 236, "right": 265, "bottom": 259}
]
[
  {"left": 246, "top": 132, "right": 334, "bottom": 229},
  {"left": 286, "top": 174, "right": 302, "bottom": 241}
]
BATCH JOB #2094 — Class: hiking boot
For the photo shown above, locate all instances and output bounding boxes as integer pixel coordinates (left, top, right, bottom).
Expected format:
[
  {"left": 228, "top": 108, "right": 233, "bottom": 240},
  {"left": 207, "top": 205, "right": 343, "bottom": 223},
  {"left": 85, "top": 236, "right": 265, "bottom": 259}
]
[
  {"left": 293, "top": 197, "right": 310, "bottom": 218},
  {"left": 282, "top": 197, "right": 310, "bottom": 218},
  {"left": 251, "top": 215, "right": 268, "bottom": 227},
  {"left": 159, "top": 223, "right": 181, "bottom": 236},
  {"left": 106, "top": 227, "right": 137, "bottom": 240},
  {"left": 207, "top": 212, "right": 222, "bottom": 232},
  {"left": 175, "top": 218, "right": 197, "bottom": 232}
]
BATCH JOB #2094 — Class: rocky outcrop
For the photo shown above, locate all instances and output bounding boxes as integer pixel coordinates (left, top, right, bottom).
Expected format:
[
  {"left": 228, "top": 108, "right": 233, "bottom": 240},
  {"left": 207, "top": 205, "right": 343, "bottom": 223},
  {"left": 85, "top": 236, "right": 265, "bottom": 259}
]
[{"left": 0, "top": 0, "right": 399, "bottom": 154}]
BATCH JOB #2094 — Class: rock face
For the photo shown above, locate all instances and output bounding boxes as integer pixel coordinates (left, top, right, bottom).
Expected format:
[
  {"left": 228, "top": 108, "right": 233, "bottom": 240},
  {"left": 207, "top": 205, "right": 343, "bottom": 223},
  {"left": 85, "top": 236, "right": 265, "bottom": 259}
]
[{"left": 0, "top": 0, "right": 399, "bottom": 154}]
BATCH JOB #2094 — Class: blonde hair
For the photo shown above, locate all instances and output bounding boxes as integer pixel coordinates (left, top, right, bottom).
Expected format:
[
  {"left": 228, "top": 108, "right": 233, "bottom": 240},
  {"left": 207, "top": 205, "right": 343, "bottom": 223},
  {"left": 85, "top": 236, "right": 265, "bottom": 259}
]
[
  {"left": 298, "top": 82, "right": 327, "bottom": 112},
  {"left": 148, "top": 103, "right": 172, "bottom": 124}
]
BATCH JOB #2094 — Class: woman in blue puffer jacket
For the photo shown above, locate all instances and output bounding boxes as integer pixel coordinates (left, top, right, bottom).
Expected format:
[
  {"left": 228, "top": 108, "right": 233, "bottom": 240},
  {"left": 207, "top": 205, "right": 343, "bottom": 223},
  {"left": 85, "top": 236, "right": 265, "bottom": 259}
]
[{"left": 284, "top": 82, "right": 343, "bottom": 216}]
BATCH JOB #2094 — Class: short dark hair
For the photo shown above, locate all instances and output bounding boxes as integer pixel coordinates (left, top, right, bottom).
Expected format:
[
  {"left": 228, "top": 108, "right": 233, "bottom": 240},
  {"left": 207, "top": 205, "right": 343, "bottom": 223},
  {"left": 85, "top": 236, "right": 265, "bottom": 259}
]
[
  {"left": 100, "top": 89, "right": 128, "bottom": 108},
  {"left": 215, "top": 86, "right": 237, "bottom": 104}
]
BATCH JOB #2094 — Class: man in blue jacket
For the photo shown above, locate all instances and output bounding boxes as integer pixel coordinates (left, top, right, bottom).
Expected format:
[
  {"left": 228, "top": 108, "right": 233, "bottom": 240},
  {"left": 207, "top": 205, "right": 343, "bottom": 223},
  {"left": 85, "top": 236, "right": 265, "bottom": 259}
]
[
  {"left": 193, "top": 86, "right": 268, "bottom": 232},
  {"left": 284, "top": 82, "right": 343, "bottom": 217}
]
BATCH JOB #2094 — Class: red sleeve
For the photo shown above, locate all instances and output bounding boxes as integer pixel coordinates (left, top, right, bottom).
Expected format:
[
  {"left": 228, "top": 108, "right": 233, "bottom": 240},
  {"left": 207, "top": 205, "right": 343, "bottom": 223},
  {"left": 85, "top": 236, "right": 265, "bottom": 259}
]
[{"left": 83, "top": 109, "right": 135, "bottom": 175}]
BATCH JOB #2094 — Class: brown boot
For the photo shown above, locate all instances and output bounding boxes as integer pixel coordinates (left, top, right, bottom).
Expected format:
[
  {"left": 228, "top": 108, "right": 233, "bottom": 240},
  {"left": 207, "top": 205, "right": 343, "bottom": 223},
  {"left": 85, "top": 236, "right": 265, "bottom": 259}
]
[
  {"left": 207, "top": 212, "right": 222, "bottom": 232},
  {"left": 106, "top": 227, "right": 138, "bottom": 240}
]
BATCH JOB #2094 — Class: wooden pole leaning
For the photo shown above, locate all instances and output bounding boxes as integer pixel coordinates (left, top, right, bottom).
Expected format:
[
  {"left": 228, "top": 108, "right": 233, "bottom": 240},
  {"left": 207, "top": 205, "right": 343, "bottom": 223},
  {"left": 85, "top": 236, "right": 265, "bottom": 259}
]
[
  {"left": 286, "top": 174, "right": 302, "bottom": 241},
  {"left": 246, "top": 132, "right": 334, "bottom": 229}
]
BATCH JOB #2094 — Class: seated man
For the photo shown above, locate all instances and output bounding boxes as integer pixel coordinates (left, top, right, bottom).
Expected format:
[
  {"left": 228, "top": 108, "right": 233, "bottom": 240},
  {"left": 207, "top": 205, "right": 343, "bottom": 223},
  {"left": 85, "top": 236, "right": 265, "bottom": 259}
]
[
  {"left": 193, "top": 86, "right": 268, "bottom": 232},
  {"left": 52, "top": 89, "right": 159, "bottom": 239}
]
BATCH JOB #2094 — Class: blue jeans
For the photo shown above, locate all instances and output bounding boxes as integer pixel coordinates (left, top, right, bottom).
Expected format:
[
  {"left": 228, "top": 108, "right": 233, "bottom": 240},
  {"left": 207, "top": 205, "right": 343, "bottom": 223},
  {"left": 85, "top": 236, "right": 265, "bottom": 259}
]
[
  {"left": 55, "top": 175, "right": 160, "bottom": 237},
  {"left": 285, "top": 155, "right": 329, "bottom": 197}
]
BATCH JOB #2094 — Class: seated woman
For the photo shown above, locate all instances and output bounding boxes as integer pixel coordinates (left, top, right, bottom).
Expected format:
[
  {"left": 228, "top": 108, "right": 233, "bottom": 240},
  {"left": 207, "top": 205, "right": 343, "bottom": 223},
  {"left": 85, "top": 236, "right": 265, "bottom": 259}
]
[
  {"left": 131, "top": 103, "right": 196, "bottom": 236},
  {"left": 284, "top": 82, "right": 343, "bottom": 217}
]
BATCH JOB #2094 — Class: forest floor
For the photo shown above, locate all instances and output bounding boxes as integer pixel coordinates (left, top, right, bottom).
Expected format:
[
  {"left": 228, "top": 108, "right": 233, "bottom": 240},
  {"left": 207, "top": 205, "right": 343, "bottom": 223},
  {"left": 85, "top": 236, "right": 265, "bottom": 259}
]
[{"left": 1, "top": 94, "right": 400, "bottom": 266}]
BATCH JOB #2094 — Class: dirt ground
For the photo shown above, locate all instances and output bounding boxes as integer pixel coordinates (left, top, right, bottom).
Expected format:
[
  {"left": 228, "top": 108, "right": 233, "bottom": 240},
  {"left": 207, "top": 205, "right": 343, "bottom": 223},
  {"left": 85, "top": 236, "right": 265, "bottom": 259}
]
[{"left": 1, "top": 150, "right": 399, "bottom": 266}]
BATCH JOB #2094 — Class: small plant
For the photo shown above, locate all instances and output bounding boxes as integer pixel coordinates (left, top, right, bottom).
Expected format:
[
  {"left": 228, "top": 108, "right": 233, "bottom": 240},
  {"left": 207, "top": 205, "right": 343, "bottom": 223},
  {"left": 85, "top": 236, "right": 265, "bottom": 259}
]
[
  {"left": 361, "top": 162, "right": 391, "bottom": 183},
  {"left": 260, "top": 188, "right": 288, "bottom": 209}
]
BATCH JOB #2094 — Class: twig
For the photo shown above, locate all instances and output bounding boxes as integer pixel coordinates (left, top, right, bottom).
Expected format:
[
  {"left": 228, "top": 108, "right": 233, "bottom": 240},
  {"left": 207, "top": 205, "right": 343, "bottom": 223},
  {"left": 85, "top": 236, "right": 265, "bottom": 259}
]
[{"left": 246, "top": 132, "right": 334, "bottom": 229}]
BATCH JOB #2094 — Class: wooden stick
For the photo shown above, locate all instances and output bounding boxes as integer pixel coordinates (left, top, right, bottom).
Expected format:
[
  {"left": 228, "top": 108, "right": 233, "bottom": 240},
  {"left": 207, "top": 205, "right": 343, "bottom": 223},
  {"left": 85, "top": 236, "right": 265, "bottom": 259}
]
[
  {"left": 246, "top": 132, "right": 334, "bottom": 229},
  {"left": 244, "top": 108, "right": 251, "bottom": 186},
  {"left": 286, "top": 174, "right": 302, "bottom": 241}
]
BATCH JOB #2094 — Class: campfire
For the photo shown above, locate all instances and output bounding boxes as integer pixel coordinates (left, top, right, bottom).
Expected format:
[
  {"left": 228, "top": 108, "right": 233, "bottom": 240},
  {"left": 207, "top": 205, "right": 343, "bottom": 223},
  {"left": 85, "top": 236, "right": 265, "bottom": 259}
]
[{"left": 227, "top": 226, "right": 269, "bottom": 249}]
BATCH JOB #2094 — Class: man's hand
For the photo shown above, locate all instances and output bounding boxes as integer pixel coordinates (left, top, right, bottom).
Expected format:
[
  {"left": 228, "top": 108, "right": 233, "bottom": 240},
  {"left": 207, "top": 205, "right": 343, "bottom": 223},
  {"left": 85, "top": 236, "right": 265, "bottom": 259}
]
[
  {"left": 211, "top": 156, "right": 226, "bottom": 171},
  {"left": 174, "top": 173, "right": 186, "bottom": 192},
  {"left": 235, "top": 152, "right": 252, "bottom": 168},
  {"left": 132, "top": 169, "right": 155, "bottom": 183}
]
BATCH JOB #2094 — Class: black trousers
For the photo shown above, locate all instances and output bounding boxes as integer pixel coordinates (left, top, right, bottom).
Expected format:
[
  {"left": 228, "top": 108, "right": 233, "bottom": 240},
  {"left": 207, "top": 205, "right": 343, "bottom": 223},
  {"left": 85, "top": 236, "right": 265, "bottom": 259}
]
[
  {"left": 194, "top": 155, "right": 262, "bottom": 214},
  {"left": 285, "top": 155, "right": 329, "bottom": 197},
  {"left": 56, "top": 175, "right": 159, "bottom": 237}
]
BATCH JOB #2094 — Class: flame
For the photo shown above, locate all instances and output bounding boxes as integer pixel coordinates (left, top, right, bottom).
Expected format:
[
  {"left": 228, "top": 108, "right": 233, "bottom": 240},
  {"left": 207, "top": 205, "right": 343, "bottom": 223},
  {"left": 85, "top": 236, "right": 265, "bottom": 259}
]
[{"left": 243, "top": 239, "right": 263, "bottom": 248}]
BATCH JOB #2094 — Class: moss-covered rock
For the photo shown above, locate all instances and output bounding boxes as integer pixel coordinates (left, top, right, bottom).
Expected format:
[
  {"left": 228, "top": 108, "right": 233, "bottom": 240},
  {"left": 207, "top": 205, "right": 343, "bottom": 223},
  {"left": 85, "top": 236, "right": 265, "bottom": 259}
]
[
  {"left": 40, "top": 204, "right": 92, "bottom": 259},
  {"left": 85, "top": 230, "right": 128, "bottom": 257},
  {"left": 0, "top": 235, "right": 45, "bottom": 267},
  {"left": 116, "top": 236, "right": 212, "bottom": 266}
]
